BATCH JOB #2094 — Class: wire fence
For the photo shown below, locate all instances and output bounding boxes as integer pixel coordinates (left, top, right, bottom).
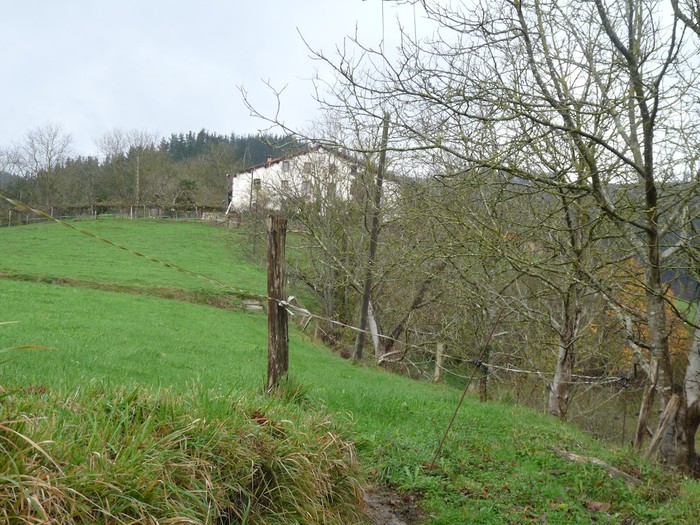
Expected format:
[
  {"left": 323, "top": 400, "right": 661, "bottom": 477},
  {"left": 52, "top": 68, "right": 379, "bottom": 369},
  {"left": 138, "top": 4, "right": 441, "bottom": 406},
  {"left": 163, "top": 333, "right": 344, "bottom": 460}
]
[
  {"left": 0, "top": 190, "right": 654, "bottom": 449},
  {"left": 0, "top": 203, "right": 235, "bottom": 227}
]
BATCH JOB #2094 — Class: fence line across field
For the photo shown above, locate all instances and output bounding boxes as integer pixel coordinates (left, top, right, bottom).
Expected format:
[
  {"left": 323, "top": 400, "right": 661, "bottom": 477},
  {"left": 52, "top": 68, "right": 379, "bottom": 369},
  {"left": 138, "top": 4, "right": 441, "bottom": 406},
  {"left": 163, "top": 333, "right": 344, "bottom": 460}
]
[
  {"left": 0, "top": 191, "right": 634, "bottom": 390},
  {"left": 0, "top": 191, "right": 415, "bottom": 355},
  {"left": 1, "top": 204, "right": 230, "bottom": 226}
]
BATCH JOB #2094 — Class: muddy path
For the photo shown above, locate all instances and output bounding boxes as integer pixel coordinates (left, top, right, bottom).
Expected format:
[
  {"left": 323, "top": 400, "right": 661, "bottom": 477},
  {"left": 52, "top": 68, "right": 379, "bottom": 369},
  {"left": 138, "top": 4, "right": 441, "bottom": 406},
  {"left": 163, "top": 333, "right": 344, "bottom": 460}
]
[{"left": 364, "top": 486, "right": 425, "bottom": 525}]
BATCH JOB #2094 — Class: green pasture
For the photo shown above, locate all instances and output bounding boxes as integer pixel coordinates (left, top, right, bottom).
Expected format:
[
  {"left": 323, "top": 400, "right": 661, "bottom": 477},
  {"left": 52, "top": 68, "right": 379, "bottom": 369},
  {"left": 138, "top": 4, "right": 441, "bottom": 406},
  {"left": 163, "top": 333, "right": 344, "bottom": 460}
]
[
  {"left": 2, "top": 219, "right": 700, "bottom": 523},
  {"left": 1, "top": 219, "right": 267, "bottom": 296}
]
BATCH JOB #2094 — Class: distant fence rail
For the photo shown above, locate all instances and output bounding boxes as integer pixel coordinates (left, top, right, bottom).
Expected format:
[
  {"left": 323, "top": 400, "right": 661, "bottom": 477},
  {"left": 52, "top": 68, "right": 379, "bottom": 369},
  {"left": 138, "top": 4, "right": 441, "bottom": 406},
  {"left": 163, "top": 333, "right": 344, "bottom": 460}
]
[{"left": 0, "top": 204, "right": 235, "bottom": 227}]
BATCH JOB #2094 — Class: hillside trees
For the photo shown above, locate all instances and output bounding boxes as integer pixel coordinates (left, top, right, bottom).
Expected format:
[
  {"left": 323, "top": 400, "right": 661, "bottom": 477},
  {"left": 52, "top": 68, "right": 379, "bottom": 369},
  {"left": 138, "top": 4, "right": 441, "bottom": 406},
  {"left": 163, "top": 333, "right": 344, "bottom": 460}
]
[
  {"left": 398, "top": 155, "right": 616, "bottom": 418},
  {"left": 0, "top": 128, "right": 294, "bottom": 212},
  {"left": 297, "top": 0, "right": 700, "bottom": 466},
  {"left": 240, "top": 114, "right": 451, "bottom": 365},
  {"left": 56, "top": 156, "right": 102, "bottom": 205},
  {"left": 281, "top": 152, "right": 368, "bottom": 345},
  {"left": 96, "top": 129, "right": 170, "bottom": 207},
  {"left": 266, "top": 122, "right": 392, "bottom": 353}
]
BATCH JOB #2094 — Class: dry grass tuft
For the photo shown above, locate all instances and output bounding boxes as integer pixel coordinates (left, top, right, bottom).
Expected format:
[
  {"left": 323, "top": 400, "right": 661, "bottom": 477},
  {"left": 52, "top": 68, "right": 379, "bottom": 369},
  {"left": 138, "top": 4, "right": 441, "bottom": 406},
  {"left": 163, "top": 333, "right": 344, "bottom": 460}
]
[{"left": 0, "top": 384, "right": 365, "bottom": 524}]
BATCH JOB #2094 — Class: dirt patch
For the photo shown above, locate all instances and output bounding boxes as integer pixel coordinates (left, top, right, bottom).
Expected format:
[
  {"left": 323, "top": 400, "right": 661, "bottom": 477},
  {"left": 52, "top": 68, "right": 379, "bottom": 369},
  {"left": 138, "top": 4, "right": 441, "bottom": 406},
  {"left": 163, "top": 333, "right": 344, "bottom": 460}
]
[{"left": 364, "top": 485, "right": 425, "bottom": 525}]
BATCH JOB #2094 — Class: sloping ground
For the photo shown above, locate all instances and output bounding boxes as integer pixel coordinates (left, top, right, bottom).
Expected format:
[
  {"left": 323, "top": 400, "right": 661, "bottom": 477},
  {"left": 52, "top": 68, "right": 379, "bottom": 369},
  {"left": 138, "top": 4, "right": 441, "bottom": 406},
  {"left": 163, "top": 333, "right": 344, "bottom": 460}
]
[
  {"left": 0, "top": 219, "right": 268, "bottom": 297},
  {"left": 3, "top": 220, "right": 700, "bottom": 523},
  {"left": 4, "top": 277, "right": 700, "bottom": 523}
]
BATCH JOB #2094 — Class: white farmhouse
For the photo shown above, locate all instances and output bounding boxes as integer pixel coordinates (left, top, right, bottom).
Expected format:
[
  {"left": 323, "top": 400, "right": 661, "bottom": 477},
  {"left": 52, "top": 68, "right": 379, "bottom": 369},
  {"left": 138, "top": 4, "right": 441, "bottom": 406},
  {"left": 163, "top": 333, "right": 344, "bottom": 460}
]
[{"left": 225, "top": 145, "right": 398, "bottom": 214}]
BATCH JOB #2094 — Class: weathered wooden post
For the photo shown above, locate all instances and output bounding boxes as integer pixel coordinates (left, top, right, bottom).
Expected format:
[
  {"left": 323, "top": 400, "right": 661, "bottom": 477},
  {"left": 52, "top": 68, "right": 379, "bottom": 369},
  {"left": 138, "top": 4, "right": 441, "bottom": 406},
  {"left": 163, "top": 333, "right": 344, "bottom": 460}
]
[
  {"left": 267, "top": 215, "right": 289, "bottom": 392},
  {"left": 479, "top": 344, "right": 491, "bottom": 402},
  {"left": 433, "top": 342, "right": 445, "bottom": 382}
]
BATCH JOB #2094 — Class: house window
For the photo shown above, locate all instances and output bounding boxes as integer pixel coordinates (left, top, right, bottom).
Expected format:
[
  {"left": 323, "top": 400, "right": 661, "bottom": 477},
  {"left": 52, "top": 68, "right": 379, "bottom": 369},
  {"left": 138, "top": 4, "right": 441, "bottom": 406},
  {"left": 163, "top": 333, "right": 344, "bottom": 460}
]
[
  {"left": 282, "top": 160, "right": 290, "bottom": 173},
  {"left": 327, "top": 181, "right": 337, "bottom": 199},
  {"left": 303, "top": 162, "right": 312, "bottom": 174},
  {"left": 329, "top": 163, "right": 338, "bottom": 175},
  {"left": 281, "top": 179, "right": 289, "bottom": 190},
  {"left": 350, "top": 165, "right": 358, "bottom": 176},
  {"left": 253, "top": 178, "right": 261, "bottom": 189}
]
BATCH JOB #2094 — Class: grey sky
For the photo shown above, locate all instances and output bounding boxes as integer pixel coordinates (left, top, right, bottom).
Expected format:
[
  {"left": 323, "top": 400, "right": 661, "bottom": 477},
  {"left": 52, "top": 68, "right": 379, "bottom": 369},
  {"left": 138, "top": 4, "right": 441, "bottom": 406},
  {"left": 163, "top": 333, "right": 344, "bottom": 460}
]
[{"left": 2, "top": 1, "right": 426, "bottom": 156}]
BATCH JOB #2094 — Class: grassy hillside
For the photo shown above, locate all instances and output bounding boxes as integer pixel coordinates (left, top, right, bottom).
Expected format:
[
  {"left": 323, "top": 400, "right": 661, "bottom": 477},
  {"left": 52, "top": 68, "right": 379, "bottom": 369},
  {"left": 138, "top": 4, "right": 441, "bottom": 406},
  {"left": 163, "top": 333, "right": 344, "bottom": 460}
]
[
  {"left": 2, "top": 219, "right": 700, "bottom": 523},
  {"left": 1, "top": 219, "right": 267, "bottom": 297}
]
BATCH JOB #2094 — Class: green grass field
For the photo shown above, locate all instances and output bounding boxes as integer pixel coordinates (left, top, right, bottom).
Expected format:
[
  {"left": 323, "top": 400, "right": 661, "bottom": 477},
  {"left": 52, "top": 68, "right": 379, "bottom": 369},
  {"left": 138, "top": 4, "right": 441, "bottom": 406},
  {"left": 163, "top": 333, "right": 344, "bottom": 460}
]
[
  {"left": 1, "top": 219, "right": 267, "bottom": 296},
  {"left": 2, "top": 219, "right": 700, "bottom": 523}
]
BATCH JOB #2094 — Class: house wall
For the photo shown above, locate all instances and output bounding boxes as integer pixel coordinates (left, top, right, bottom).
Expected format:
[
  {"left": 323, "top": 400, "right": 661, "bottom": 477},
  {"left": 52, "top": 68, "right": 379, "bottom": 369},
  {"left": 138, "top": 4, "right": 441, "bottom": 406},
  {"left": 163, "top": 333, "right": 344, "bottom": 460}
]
[{"left": 227, "top": 148, "right": 358, "bottom": 213}]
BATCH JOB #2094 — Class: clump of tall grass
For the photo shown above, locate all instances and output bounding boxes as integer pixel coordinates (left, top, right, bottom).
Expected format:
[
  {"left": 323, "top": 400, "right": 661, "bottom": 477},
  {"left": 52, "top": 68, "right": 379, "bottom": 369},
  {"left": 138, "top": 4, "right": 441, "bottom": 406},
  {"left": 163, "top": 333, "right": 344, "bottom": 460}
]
[{"left": 0, "top": 384, "right": 365, "bottom": 524}]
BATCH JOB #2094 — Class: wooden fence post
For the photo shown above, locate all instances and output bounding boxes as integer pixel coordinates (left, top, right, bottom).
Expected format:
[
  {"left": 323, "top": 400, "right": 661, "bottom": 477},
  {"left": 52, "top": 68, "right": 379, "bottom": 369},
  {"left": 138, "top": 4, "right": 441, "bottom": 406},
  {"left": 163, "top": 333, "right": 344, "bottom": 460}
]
[
  {"left": 434, "top": 342, "right": 445, "bottom": 382},
  {"left": 479, "top": 344, "right": 492, "bottom": 402},
  {"left": 267, "top": 215, "right": 289, "bottom": 392}
]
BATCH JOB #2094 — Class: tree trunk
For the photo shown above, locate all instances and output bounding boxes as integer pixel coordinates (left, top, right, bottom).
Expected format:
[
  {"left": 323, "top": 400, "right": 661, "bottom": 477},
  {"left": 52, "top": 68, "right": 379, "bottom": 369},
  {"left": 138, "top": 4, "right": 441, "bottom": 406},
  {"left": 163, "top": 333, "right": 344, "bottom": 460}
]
[
  {"left": 684, "top": 400, "right": 700, "bottom": 475},
  {"left": 368, "top": 301, "right": 380, "bottom": 359},
  {"left": 644, "top": 273, "right": 678, "bottom": 461},
  {"left": 548, "top": 285, "right": 581, "bottom": 419},
  {"left": 635, "top": 359, "right": 659, "bottom": 451},
  {"left": 683, "top": 306, "right": 700, "bottom": 474},
  {"left": 380, "top": 263, "right": 444, "bottom": 359},
  {"left": 479, "top": 344, "right": 492, "bottom": 402},
  {"left": 548, "top": 332, "right": 574, "bottom": 419},
  {"left": 354, "top": 113, "right": 390, "bottom": 362},
  {"left": 322, "top": 268, "right": 337, "bottom": 344}
]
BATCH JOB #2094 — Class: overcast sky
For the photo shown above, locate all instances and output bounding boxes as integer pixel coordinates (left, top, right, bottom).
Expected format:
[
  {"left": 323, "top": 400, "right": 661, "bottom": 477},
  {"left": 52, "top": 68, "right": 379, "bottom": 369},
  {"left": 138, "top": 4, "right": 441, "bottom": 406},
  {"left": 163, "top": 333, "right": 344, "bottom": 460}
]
[{"left": 1, "top": 1, "right": 428, "bottom": 156}]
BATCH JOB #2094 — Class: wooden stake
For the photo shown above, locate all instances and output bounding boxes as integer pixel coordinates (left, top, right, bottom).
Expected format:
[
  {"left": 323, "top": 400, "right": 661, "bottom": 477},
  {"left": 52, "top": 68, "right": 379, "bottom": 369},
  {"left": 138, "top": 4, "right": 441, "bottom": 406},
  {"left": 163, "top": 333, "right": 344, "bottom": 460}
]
[
  {"left": 433, "top": 343, "right": 444, "bottom": 382},
  {"left": 621, "top": 386, "right": 628, "bottom": 446},
  {"left": 267, "top": 215, "right": 288, "bottom": 392},
  {"left": 644, "top": 394, "right": 681, "bottom": 460}
]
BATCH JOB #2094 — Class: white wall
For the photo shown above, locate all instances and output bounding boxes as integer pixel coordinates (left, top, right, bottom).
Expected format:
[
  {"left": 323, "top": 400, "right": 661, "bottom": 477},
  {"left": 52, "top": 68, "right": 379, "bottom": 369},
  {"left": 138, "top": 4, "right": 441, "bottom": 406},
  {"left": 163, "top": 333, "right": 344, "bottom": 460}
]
[{"left": 227, "top": 148, "right": 358, "bottom": 213}]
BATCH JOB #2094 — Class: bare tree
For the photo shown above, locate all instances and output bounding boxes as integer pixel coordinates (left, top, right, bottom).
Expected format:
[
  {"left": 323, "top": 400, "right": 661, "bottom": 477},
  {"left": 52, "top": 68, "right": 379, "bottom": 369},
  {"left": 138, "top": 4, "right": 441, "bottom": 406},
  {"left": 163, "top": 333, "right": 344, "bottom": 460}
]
[
  {"left": 6, "top": 123, "right": 73, "bottom": 208},
  {"left": 299, "top": 0, "right": 700, "bottom": 465}
]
